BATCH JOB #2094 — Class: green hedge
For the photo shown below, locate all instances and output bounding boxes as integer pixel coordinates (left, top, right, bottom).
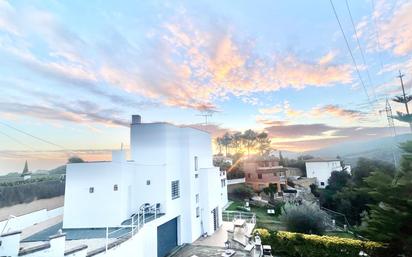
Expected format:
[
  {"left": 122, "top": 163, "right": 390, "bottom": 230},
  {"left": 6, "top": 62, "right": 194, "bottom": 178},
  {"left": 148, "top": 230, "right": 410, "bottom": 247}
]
[
  {"left": 0, "top": 180, "right": 65, "bottom": 208},
  {"left": 254, "top": 229, "right": 385, "bottom": 257}
]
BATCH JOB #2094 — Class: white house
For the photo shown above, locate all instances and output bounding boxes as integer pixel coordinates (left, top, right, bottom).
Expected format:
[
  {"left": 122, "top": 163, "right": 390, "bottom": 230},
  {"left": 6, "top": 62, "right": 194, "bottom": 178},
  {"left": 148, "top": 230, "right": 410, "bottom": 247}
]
[
  {"left": 305, "top": 158, "right": 350, "bottom": 188},
  {"left": 62, "top": 115, "right": 228, "bottom": 257}
]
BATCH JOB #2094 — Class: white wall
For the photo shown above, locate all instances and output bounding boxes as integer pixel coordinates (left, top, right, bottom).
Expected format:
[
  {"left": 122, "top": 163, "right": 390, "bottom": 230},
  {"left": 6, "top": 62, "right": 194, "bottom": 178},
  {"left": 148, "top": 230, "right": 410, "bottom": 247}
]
[
  {"left": 306, "top": 161, "right": 342, "bottom": 188},
  {"left": 0, "top": 232, "right": 21, "bottom": 257},
  {"left": 63, "top": 162, "right": 131, "bottom": 228},
  {"left": 63, "top": 120, "right": 228, "bottom": 255},
  {"left": 0, "top": 207, "right": 63, "bottom": 234}
]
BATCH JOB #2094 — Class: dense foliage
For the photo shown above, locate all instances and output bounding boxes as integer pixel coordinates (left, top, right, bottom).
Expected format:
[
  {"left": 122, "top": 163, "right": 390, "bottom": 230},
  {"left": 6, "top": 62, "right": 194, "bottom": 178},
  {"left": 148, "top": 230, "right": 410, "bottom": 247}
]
[
  {"left": 315, "top": 158, "right": 395, "bottom": 225},
  {"left": 0, "top": 179, "right": 65, "bottom": 208},
  {"left": 229, "top": 185, "right": 254, "bottom": 200},
  {"left": 215, "top": 130, "right": 272, "bottom": 156},
  {"left": 279, "top": 203, "right": 329, "bottom": 235},
  {"left": 254, "top": 229, "right": 385, "bottom": 257},
  {"left": 357, "top": 142, "right": 412, "bottom": 256}
]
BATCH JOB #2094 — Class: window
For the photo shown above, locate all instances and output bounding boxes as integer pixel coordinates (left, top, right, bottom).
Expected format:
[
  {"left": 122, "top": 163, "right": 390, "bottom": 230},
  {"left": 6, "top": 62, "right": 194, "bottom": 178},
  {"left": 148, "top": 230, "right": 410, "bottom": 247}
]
[
  {"left": 195, "top": 174, "right": 199, "bottom": 179},
  {"left": 194, "top": 156, "right": 198, "bottom": 171},
  {"left": 196, "top": 207, "right": 200, "bottom": 218},
  {"left": 146, "top": 180, "right": 151, "bottom": 185},
  {"left": 221, "top": 179, "right": 226, "bottom": 187},
  {"left": 113, "top": 184, "right": 118, "bottom": 191},
  {"left": 258, "top": 174, "right": 262, "bottom": 179},
  {"left": 171, "top": 180, "right": 180, "bottom": 199},
  {"left": 320, "top": 182, "right": 325, "bottom": 186},
  {"left": 89, "top": 187, "right": 94, "bottom": 193},
  {"left": 195, "top": 194, "right": 199, "bottom": 203}
]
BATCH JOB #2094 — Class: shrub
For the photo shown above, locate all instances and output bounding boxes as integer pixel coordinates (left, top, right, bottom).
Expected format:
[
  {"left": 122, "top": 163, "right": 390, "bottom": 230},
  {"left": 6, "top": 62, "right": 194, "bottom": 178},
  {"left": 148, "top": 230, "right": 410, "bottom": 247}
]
[
  {"left": 280, "top": 203, "right": 329, "bottom": 235},
  {"left": 258, "top": 230, "right": 385, "bottom": 257},
  {"left": 0, "top": 179, "right": 65, "bottom": 208},
  {"left": 231, "top": 185, "right": 254, "bottom": 200}
]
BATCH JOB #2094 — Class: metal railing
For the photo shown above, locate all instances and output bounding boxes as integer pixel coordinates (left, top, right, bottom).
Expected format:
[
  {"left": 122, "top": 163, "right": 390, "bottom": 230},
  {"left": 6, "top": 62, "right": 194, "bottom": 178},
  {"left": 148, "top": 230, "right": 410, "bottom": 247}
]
[
  {"left": 105, "top": 203, "right": 161, "bottom": 252},
  {"left": 222, "top": 210, "right": 256, "bottom": 224}
]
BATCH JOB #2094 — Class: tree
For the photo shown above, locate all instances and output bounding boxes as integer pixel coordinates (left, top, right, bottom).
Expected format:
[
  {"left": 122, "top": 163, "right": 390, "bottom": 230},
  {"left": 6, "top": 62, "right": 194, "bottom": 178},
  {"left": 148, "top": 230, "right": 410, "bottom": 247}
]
[
  {"left": 358, "top": 141, "right": 412, "bottom": 256},
  {"left": 327, "top": 170, "right": 351, "bottom": 191},
  {"left": 216, "top": 137, "right": 223, "bottom": 154},
  {"left": 242, "top": 129, "right": 257, "bottom": 155},
  {"left": 67, "top": 156, "right": 84, "bottom": 163},
  {"left": 352, "top": 158, "right": 395, "bottom": 186},
  {"left": 22, "top": 160, "right": 29, "bottom": 174},
  {"left": 231, "top": 185, "right": 255, "bottom": 200},
  {"left": 263, "top": 183, "right": 278, "bottom": 204},
  {"left": 280, "top": 203, "right": 329, "bottom": 235},
  {"left": 256, "top": 132, "right": 272, "bottom": 156},
  {"left": 279, "top": 151, "right": 285, "bottom": 166},
  {"left": 231, "top": 132, "right": 243, "bottom": 154},
  {"left": 221, "top": 132, "right": 233, "bottom": 156}
]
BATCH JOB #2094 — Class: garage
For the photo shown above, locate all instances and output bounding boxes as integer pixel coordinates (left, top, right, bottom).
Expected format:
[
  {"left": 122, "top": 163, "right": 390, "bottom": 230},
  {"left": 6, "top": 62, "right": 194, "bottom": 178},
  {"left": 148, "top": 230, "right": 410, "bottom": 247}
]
[{"left": 157, "top": 217, "right": 178, "bottom": 257}]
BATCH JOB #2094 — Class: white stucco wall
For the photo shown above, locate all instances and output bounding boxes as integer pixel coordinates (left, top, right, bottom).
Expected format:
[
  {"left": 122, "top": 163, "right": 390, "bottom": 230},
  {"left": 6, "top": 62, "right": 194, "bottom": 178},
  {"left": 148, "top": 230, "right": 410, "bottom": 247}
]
[
  {"left": 306, "top": 161, "right": 342, "bottom": 188},
  {"left": 0, "top": 207, "right": 63, "bottom": 234},
  {"left": 62, "top": 119, "right": 228, "bottom": 255}
]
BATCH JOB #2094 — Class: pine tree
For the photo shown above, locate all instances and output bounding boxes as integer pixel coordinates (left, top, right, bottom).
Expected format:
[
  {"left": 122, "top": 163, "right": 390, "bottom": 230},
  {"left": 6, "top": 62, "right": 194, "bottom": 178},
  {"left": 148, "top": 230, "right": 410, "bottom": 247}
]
[
  {"left": 358, "top": 141, "right": 412, "bottom": 256},
  {"left": 22, "top": 160, "right": 29, "bottom": 174}
]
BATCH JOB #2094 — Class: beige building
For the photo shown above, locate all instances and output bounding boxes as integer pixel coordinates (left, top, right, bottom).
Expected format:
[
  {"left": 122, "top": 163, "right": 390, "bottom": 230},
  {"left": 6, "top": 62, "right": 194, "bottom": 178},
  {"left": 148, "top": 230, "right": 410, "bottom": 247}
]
[{"left": 242, "top": 156, "right": 287, "bottom": 192}]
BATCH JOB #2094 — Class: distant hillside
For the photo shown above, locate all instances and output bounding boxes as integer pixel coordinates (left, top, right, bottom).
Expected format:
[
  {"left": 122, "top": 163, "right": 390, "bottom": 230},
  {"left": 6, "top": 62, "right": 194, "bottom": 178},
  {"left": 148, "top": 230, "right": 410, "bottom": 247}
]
[{"left": 307, "top": 134, "right": 412, "bottom": 166}]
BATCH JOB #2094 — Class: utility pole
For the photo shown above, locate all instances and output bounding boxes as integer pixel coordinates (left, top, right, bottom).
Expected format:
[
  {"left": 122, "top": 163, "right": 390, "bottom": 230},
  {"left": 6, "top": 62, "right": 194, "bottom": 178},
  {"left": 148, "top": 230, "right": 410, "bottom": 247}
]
[
  {"left": 379, "top": 99, "right": 398, "bottom": 167},
  {"left": 397, "top": 70, "right": 412, "bottom": 132}
]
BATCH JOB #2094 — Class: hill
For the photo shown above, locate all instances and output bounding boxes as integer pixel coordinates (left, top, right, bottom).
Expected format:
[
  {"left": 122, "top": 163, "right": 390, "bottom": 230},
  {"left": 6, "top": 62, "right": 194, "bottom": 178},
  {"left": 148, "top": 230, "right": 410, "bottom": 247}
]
[{"left": 307, "top": 133, "right": 412, "bottom": 166}]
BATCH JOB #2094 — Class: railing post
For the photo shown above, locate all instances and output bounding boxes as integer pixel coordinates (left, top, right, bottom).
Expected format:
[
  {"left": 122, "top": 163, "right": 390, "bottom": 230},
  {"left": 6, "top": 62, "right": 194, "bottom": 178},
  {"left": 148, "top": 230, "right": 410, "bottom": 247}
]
[
  {"left": 131, "top": 215, "right": 134, "bottom": 235},
  {"left": 137, "top": 213, "right": 140, "bottom": 230},
  {"left": 105, "top": 227, "right": 109, "bottom": 252}
]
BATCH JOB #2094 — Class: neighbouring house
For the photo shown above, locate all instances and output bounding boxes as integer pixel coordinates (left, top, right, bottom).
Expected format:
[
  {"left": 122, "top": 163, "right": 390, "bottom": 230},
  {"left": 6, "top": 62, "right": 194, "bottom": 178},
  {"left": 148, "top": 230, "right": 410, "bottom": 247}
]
[
  {"left": 305, "top": 158, "right": 351, "bottom": 188},
  {"left": 242, "top": 155, "right": 287, "bottom": 192}
]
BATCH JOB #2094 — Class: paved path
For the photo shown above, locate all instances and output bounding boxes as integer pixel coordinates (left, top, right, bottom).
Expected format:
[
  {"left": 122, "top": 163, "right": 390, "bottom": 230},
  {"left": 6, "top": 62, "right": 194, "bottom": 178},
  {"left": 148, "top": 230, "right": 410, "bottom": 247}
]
[{"left": 169, "top": 244, "right": 251, "bottom": 257}]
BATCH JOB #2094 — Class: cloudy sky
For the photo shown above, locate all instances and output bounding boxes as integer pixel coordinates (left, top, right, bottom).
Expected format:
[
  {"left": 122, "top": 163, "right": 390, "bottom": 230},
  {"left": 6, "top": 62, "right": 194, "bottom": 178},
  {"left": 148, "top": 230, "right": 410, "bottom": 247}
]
[{"left": 0, "top": 0, "right": 412, "bottom": 173}]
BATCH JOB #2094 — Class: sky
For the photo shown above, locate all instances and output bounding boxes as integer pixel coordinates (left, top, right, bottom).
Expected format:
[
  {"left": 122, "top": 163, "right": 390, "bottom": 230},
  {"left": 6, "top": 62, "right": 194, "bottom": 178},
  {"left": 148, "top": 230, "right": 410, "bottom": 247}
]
[{"left": 1, "top": 0, "right": 412, "bottom": 173}]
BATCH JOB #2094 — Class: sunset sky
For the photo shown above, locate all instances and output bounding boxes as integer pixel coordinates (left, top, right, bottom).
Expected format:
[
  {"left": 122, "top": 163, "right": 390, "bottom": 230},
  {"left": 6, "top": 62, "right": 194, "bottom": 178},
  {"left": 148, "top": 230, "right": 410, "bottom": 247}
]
[{"left": 1, "top": 0, "right": 412, "bottom": 173}]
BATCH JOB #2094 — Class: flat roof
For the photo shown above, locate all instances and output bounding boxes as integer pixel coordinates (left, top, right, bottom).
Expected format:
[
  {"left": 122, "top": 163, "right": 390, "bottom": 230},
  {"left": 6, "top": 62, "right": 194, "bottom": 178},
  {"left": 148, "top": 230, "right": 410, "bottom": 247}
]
[{"left": 305, "top": 158, "right": 340, "bottom": 163}]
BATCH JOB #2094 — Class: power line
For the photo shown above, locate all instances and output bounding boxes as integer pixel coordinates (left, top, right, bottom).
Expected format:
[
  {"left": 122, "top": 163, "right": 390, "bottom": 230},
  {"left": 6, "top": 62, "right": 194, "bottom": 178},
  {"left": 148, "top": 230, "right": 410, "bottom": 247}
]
[
  {"left": 0, "top": 120, "right": 71, "bottom": 153},
  {"left": 344, "top": 0, "right": 377, "bottom": 101},
  {"left": 370, "top": 0, "right": 385, "bottom": 69},
  {"left": 0, "top": 130, "right": 37, "bottom": 151},
  {"left": 329, "top": 0, "right": 371, "bottom": 104}
]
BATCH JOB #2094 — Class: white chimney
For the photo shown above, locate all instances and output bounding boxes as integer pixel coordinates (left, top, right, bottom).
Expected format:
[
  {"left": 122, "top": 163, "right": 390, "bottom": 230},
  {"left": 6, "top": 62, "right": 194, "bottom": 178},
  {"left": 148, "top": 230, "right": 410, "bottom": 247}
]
[{"left": 131, "top": 115, "right": 141, "bottom": 124}]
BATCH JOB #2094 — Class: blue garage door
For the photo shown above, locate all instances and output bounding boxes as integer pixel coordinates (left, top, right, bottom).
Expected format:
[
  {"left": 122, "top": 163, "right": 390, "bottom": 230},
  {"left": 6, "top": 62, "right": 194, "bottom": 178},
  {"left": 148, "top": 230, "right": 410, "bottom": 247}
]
[{"left": 157, "top": 218, "right": 178, "bottom": 257}]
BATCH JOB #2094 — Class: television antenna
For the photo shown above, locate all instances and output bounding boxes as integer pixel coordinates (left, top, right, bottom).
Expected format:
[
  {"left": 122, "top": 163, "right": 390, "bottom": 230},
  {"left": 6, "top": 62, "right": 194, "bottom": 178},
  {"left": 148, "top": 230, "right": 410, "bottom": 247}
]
[{"left": 196, "top": 110, "right": 215, "bottom": 125}]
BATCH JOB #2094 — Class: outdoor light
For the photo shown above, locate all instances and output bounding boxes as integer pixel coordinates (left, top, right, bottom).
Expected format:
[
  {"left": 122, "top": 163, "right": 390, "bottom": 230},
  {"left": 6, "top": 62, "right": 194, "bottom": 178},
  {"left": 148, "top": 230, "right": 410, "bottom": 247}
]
[{"left": 359, "top": 250, "right": 367, "bottom": 256}]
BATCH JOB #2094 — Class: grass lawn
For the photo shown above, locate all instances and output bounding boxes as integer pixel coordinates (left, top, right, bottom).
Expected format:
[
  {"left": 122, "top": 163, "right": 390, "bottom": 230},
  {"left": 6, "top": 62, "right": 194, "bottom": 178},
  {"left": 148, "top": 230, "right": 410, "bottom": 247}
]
[
  {"left": 325, "top": 231, "right": 357, "bottom": 239},
  {"left": 226, "top": 201, "right": 285, "bottom": 231}
]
